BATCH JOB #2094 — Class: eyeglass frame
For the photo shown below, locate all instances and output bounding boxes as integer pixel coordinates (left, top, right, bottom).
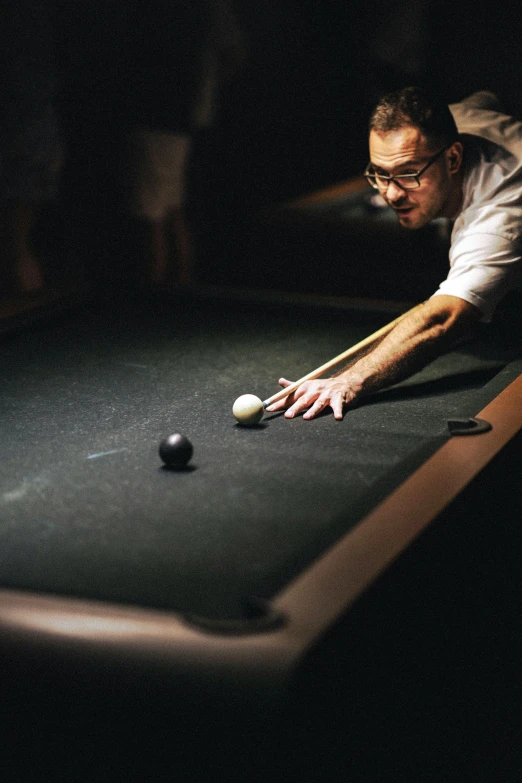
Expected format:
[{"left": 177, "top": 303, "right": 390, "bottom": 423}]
[{"left": 364, "top": 144, "right": 451, "bottom": 191}]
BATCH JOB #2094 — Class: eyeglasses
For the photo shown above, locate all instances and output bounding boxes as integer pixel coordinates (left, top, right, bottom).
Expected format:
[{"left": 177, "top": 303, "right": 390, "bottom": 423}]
[{"left": 364, "top": 145, "right": 450, "bottom": 191}]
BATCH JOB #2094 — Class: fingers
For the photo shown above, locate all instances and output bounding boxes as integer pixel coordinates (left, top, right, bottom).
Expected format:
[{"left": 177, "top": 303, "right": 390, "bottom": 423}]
[
  {"left": 330, "top": 395, "right": 345, "bottom": 420},
  {"left": 302, "top": 396, "right": 331, "bottom": 420},
  {"left": 291, "top": 390, "right": 345, "bottom": 420},
  {"left": 285, "top": 386, "right": 322, "bottom": 418},
  {"left": 302, "top": 393, "right": 346, "bottom": 421},
  {"left": 266, "top": 379, "right": 355, "bottom": 420},
  {"left": 265, "top": 379, "right": 298, "bottom": 412}
]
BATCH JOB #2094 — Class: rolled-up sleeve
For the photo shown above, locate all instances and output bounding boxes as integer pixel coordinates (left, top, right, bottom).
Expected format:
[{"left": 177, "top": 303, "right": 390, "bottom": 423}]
[{"left": 431, "top": 232, "right": 522, "bottom": 322}]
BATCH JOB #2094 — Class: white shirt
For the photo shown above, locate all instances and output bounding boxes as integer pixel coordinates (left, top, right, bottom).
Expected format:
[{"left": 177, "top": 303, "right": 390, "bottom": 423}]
[{"left": 432, "top": 96, "right": 522, "bottom": 321}]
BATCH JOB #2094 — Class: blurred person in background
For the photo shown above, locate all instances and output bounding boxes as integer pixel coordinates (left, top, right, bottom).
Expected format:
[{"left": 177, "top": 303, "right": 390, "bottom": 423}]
[
  {"left": 0, "top": 0, "right": 63, "bottom": 299},
  {"left": 122, "top": 0, "right": 245, "bottom": 289}
]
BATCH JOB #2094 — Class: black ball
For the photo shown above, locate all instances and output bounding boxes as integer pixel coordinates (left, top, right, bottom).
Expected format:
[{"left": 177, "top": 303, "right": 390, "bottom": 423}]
[{"left": 159, "top": 433, "right": 193, "bottom": 468}]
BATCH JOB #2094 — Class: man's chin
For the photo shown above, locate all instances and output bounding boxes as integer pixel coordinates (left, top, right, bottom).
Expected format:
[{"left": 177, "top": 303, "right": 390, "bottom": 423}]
[{"left": 394, "top": 208, "right": 423, "bottom": 228}]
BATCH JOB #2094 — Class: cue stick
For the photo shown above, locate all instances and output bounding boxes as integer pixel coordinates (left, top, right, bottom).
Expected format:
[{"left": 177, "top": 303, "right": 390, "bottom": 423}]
[{"left": 263, "top": 302, "right": 425, "bottom": 409}]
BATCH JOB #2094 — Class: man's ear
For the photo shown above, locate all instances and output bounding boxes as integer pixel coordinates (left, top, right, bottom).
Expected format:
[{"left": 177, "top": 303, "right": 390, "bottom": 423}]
[{"left": 448, "top": 141, "right": 464, "bottom": 174}]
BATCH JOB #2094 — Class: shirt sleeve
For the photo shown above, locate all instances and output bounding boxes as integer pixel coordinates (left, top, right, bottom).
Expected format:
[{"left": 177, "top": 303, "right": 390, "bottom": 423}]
[{"left": 431, "top": 232, "right": 522, "bottom": 322}]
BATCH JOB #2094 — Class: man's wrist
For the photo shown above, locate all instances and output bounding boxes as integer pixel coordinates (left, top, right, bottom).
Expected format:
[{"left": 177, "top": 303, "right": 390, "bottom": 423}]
[{"left": 339, "top": 369, "right": 367, "bottom": 400}]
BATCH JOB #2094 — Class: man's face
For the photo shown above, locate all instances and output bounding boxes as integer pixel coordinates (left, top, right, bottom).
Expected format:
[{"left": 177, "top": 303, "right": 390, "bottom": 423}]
[{"left": 368, "top": 126, "right": 461, "bottom": 229}]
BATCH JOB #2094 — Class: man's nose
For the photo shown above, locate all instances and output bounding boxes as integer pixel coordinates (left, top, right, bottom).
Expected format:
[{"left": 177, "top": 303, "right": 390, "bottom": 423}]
[{"left": 385, "top": 181, "right": 407, "bottom": 201}]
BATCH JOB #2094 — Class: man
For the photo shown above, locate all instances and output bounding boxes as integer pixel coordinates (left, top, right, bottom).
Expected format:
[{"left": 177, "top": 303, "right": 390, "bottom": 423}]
[{"left": 266, "top": 87, "right": 522, "bottom": 420}]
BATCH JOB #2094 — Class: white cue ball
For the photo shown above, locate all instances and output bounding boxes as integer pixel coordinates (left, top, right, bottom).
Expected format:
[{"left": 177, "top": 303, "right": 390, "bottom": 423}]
[{"left": 232, "top": 394, "right": 264, "bottom": 426}]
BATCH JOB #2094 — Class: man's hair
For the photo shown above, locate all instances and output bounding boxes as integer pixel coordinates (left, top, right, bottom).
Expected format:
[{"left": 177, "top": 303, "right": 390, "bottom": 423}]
[{"left": 369, "top": 87, "right": 459, "bottom": 148}]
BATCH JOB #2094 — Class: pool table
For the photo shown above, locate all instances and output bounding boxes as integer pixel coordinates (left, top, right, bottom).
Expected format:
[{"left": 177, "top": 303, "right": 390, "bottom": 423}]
[{"left": 1, "top": 287, "right": 521, "bottom": 780}]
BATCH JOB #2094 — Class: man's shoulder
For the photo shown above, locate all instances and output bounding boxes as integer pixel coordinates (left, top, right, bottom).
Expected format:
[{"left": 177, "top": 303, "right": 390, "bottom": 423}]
[
  {"left": 450, "top": 95, "right": 522, "bottom": 155},
  {"left": 454, "top": 101, "right": 522, "bottom": 227}
]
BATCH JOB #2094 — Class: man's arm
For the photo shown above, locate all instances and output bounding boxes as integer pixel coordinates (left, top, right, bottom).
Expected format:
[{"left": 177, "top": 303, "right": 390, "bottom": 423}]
[{"left": 266, "top": 295, "right": 481, "bottom": 420}]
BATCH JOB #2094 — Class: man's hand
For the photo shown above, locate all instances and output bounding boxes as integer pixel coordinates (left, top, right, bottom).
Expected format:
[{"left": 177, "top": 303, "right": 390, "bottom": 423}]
[
  {"left": 265, "top": 376, "right": 362, "bottom": 420},
  {"left": 265, "top": 296, "right": 481, "bottom": 423}
]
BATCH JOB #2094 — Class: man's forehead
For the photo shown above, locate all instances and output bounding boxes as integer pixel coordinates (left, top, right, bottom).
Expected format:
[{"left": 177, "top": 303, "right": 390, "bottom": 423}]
[{"left": 369, "top": 126, "right": 432, "bottom": 166}]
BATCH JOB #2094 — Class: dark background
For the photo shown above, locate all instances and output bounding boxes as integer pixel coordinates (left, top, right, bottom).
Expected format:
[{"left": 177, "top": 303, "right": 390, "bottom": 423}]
[
  {"left": 43, "top": 1, "right": 522, "bottom": 294},
  {"left": 2, "top": 1, "right": 522, "bottom": 303}
]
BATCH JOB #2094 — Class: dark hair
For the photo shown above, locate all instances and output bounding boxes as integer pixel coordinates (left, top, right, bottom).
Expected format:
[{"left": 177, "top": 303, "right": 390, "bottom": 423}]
[{"left": 369, "top": 86, "right": 459, "bottom": 148}]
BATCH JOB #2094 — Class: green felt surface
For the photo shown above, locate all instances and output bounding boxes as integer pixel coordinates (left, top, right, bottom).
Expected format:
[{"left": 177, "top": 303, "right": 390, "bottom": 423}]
[{"left": 0, "top": 293, "right": 520, "bottom": 619}]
